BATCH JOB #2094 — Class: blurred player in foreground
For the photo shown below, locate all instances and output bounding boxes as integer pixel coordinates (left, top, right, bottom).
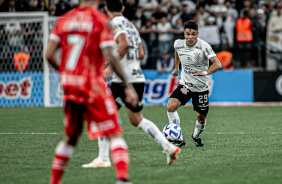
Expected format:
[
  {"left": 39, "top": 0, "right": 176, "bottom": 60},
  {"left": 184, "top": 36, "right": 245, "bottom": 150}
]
[
  {"left": 82, "top": 0, "right": 180, "bottom": 168},
  {"left": 45, "top": 0, "right": 138, "bottom": 183},
  {"left": 167, "top": 20, "right": 222, "bottom": 147}
]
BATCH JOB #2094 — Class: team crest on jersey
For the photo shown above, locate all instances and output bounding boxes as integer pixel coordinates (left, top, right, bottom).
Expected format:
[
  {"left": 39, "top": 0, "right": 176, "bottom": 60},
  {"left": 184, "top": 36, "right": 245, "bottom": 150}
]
[
  {"left": 180, "top": 86, "right": 189, "bottom": 95},
  {"left": 194, "top": 53, "right": 201, "bottom": 61}
]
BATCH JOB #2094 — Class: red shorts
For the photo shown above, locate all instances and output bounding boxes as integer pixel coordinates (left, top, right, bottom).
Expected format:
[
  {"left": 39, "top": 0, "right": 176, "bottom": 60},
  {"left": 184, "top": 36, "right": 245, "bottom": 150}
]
[{"left": 63, "top": 94, "right": 122, "bottom": 140}]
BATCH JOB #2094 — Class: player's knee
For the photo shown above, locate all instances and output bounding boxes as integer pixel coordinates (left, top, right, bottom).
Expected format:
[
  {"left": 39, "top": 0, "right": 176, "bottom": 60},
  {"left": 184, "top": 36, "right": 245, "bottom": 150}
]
[
  {"left": 197, "top": 116, "right": 206, "bottom": 123},
  {"left": 65, "top": 134, "right": 80, "bottom": 146},
  {"left": 129, "top": 115, "right": 142, "bottom": 126},
  {"left": 167, "top": 103, "right": 177, "bottom": 112}
]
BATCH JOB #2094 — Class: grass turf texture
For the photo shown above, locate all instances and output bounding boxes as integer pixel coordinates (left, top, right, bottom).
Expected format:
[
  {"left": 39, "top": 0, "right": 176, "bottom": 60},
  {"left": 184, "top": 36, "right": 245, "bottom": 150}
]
[{"left": 0, "top": 106, "right": 282, "bottom": 184}]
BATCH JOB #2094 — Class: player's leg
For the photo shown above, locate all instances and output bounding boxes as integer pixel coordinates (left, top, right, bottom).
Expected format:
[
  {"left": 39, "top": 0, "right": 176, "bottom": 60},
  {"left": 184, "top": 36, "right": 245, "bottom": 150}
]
[
  {"left": 126, "top": 108, "right": 180, "bottom": 165},
  {"left": 84, "top": 94, "right": 131, "bottom": 183},
  {"left": 191, "top": 91, "right": 209, "bottom": 147},
  {"left": 82, "top": 83, "right": 123, "bottom": 168},
  {"left": 107, "top": 133, "right": 131, "bottom": 183},
  {"left": 167, "top": 85, "right": 191, "bottom": 126},
  {"left": 50, "top": 101, "right": 84, "bottom": 184}
]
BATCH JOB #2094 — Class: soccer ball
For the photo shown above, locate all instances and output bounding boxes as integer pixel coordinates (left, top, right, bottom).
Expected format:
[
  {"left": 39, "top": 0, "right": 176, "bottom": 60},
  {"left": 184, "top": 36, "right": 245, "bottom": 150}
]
[{"left": 163, "top": 123, "right": 183, "bottom": 142}]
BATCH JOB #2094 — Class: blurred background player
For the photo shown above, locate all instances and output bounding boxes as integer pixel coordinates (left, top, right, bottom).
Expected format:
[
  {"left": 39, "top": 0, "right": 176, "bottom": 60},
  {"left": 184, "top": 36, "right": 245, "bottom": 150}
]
[
  {"left": 44, "top": 0, "right": 139, "bottom": 183},
  {"left": 167, "top": 20, "right": 222, "bottom": 147},
  {"left": 82, "top": 0, "right": 180, "bottom": 168}
]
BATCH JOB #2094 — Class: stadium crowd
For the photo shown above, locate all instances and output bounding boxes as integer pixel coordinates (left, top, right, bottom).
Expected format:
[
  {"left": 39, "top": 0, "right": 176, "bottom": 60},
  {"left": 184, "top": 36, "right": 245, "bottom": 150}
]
[{"left": 0, "top": 0, "right": 282, "bottom": 71}]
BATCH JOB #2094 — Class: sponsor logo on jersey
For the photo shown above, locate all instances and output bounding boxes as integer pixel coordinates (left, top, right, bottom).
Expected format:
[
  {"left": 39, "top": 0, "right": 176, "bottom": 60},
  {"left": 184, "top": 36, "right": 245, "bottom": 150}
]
[
  {"left": 180, "top": 86, "right": 189, "bottom": 95},
  {"left": 187, "top": 57, "right": 192, "bottom": 61},
  {"left": 194, "top": 53, "right": 201, "bottom": 61},
  {"left": 185, "top": 82, "right": 193, "bottom": 87},
  {"left": 205, "top": 48, "right": 210, "bottom": 55}
]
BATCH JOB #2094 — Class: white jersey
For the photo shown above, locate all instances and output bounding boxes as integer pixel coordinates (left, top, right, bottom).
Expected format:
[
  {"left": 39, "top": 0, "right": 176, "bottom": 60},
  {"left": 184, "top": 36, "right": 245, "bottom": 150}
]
[
  {"left": 174, "top": 38, "right": 216, "bottom": 92},
  {"left": 111, "top": 16, "right": 145, "bottom": 83}
]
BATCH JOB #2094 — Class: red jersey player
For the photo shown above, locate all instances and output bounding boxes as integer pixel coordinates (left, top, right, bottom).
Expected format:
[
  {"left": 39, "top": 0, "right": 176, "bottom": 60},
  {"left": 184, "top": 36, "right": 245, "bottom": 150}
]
[{"left": 45, "top": 0, "right": 138, "bottom": 183}]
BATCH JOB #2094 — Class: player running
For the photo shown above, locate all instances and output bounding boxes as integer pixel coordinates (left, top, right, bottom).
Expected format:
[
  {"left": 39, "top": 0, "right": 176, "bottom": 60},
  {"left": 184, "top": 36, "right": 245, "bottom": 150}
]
[
  {"left": 82, "top": 0, "right": 180, "bottom": 168},
  {"left": 45, "top": 0, "right": 138, "bottom": 183},
  {"left": 167, "top": 20, "right": 222, "bottom": 147}
]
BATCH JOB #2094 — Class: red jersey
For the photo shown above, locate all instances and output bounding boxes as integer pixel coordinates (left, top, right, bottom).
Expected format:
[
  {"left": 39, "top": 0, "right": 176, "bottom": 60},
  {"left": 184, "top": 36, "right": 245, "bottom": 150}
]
[{"left": 50, "top": 7, "right": 115, "bottom": 103}]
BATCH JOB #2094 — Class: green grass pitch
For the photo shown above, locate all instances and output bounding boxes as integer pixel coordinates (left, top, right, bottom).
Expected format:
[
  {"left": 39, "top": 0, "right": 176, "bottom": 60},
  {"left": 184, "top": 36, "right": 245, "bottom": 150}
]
[{"left": 0, "top": 106, "right": 282, "bottom": 184}]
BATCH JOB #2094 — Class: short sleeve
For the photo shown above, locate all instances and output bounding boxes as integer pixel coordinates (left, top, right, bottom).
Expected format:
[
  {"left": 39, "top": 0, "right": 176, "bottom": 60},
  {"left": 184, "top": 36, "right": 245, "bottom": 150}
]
[
  {"left": 49, "top": 19, "right": 62, "bottom": 43},
  {"left": 112, "top": 20, "right": 127, "bottom": 41},
  {"left": 203, "top": 42, "right": 216, "bottom": 59},
  {"left": 173, "top": 39, "right": 182, "bottom": 50},
  {"left": 99, "top": 20, "right": 115, "bottom": 49}
]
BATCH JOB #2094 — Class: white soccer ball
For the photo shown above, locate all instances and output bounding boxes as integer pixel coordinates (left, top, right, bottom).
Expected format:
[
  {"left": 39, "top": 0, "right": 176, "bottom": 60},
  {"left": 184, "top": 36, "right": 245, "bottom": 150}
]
[{"left": 163, "top": 123, "right": 183, "bottom": 142}]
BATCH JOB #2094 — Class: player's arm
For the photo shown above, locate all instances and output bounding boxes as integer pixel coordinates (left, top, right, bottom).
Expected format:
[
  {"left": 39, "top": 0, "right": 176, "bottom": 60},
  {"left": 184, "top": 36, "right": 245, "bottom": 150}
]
[
  {"left": 101, "top": 46, "right": 138, "bottom": 106},
  {"left": 116, "top": 33, "right": 130, "bottom": 59},
  {"left": 45, "top": 39, "right": 60, "bottom": 71},
  {"left": 193, "top": 56, "right": 222, "bottom": 76},
  {"left": 172, "top": 50, "right": 180, "bottom": 77},
  {"left": 138, "top": 42, "right": 144, "bottom": 59}
]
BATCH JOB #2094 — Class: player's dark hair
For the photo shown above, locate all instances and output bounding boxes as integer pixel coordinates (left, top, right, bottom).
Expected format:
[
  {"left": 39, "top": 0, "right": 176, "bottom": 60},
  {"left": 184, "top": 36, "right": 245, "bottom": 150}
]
[
  {"left": 105, "top": 0, "right": 123, "bottom": 12},
  {"left": 184, "top": 20, "right": 198, "bottom": 31}
]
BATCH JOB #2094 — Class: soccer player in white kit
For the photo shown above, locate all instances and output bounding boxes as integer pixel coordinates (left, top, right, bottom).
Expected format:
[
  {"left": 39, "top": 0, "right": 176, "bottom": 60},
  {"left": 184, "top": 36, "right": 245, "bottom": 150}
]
[
  {"left": 167, "top": 20, "right": 222, "bottom": 147},
  {"left": 82, "top": 0, "right": 180, "bottom": 170}
]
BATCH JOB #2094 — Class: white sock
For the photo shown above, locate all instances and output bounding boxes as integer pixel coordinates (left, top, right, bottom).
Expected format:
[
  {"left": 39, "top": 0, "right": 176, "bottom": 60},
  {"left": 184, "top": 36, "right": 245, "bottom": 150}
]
[
  {"left": 98, "top": 136, "right": 110, "bottom": 161},
  {"left": 167, "top": 111, "right": 180, "bottom": 125},
  {"left": 137, "top": 118, "right": 170, "bottom": 151},
  {"left": 193, "top": 120, "right": 206, "bottom": 139},
  {"left": 55, "top": 141, "right": 74, "bottom": 157}
]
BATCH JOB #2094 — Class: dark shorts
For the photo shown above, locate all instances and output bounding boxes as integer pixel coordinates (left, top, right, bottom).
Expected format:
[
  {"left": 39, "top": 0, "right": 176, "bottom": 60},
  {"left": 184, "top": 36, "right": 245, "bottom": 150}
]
[
  {"left": 170, "top": 84, "right": 209, "bottom": 116},
  {"left": 110, "top": 82, "right": 144, "bottom": 112}
]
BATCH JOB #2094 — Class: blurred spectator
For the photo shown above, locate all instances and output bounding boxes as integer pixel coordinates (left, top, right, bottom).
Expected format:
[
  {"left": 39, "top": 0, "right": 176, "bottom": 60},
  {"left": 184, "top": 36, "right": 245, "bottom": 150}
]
[
  {"left": 55, "top": 0, "right": 70, "bottom": 16},
  {"left": 5, "top": 20, "right": 23, "bottom": 54},
  {"left": 8, "top": 0, "right": 16, "bottom": 12},
  {"left": 13, "top": 45, "right": 30, "bottom": 73},
  {"left": 156, "top": 50, "right": 174, "bottom": 73},
  {"left": 139, "top": 0, "right": 158, "bottom": 20},
  {"left": 37, "top": 0, "right": 48, "bottom": 11},
  {"left": 267, "top": 1, "right": 282, "bottom": 71},
  {"left": 123, "top": 0, "right": 137, "bottom": 21},
  {"left": 236, "top": 10, "right": 253, "bottom": 43},
  {"left": 207, "top": 16, "right": 216, "bottom": 25},
  {"left": 48, "top": 3, "right": 56, "bottom": 16},
  {"left": 197, "top": 4, "right": 210, "bottom": 27},
  {"left": 135, "top": 5, "right": 147, "bottom": 29},
  {"left": 220, "top": 6, "right": 234, "bottom": 48},
  {"left": 182, "top": 0, "right": 196, "bottom": 13},
  {"left": 235, "top": 10, "right": 253, "bottom": 68},
  {"left": 29, "top": 0, "right": 39, "bottom": 11},
  {"left": 257, "top": 8, "right": 267, "bottom": 68},
  {"left": 225, "top": 0, "right": 238, "bottom": 20},
  {"left": 139, "top": 20, "right": 158, "bottom": 67},
  {"left": 15, "top": 0, "right": 29, "bottom": 11},
  {"left": 151, "top": 3, "right": 167, "bottom": 24},
  {"left": 180, "top": 3, "right": 193, "bottom": 23},
  {"left": 172, "top": 18, "right": 184, "bottom": 40},
  {"left": 260, "top": 3, "right": 270, "bottom": 21},
  {"left": 267, "top": 2, "right": 282, "bottom": 33},
  {"left": 239, "top": 0, "right": 252, "bottom": 17},
  {"left": 161, "top": 0, "right": 181, "bottom": 9},
  {"left": 168, "top": 6, "right": 181, "bottom": 27},
  {"left": 157, "top": 17, "right": 172, "bottom": 54},
  {"left": 69, "top": 0, "right": 79, "bottom": 9}
]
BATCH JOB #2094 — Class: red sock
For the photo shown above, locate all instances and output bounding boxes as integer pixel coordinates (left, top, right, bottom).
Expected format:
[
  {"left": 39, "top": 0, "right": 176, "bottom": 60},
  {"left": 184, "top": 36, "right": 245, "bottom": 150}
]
[
  {"left": 110, "top": 138, "right": 129, "bottom": 180},
  {"left": 50, "top": 141, "right": 74, "bottom": 184},
  {"left": 50, "top": 154, "right": 69, "bottom": 184}
]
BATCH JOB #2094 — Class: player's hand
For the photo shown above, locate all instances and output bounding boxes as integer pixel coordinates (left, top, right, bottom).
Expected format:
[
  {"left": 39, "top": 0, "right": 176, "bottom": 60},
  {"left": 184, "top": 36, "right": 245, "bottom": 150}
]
[
  {"left": 172, "top": 69, "right": 179, "bottom": 77},
  {"left": 124, "top": 86, "right": 138, "bottom": 108},
  {"left": 103, "top": 66, "right": 113, "bottom": 79},
  {"left": 193, "top": 70, "right": 205, "bottom": 76}
]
